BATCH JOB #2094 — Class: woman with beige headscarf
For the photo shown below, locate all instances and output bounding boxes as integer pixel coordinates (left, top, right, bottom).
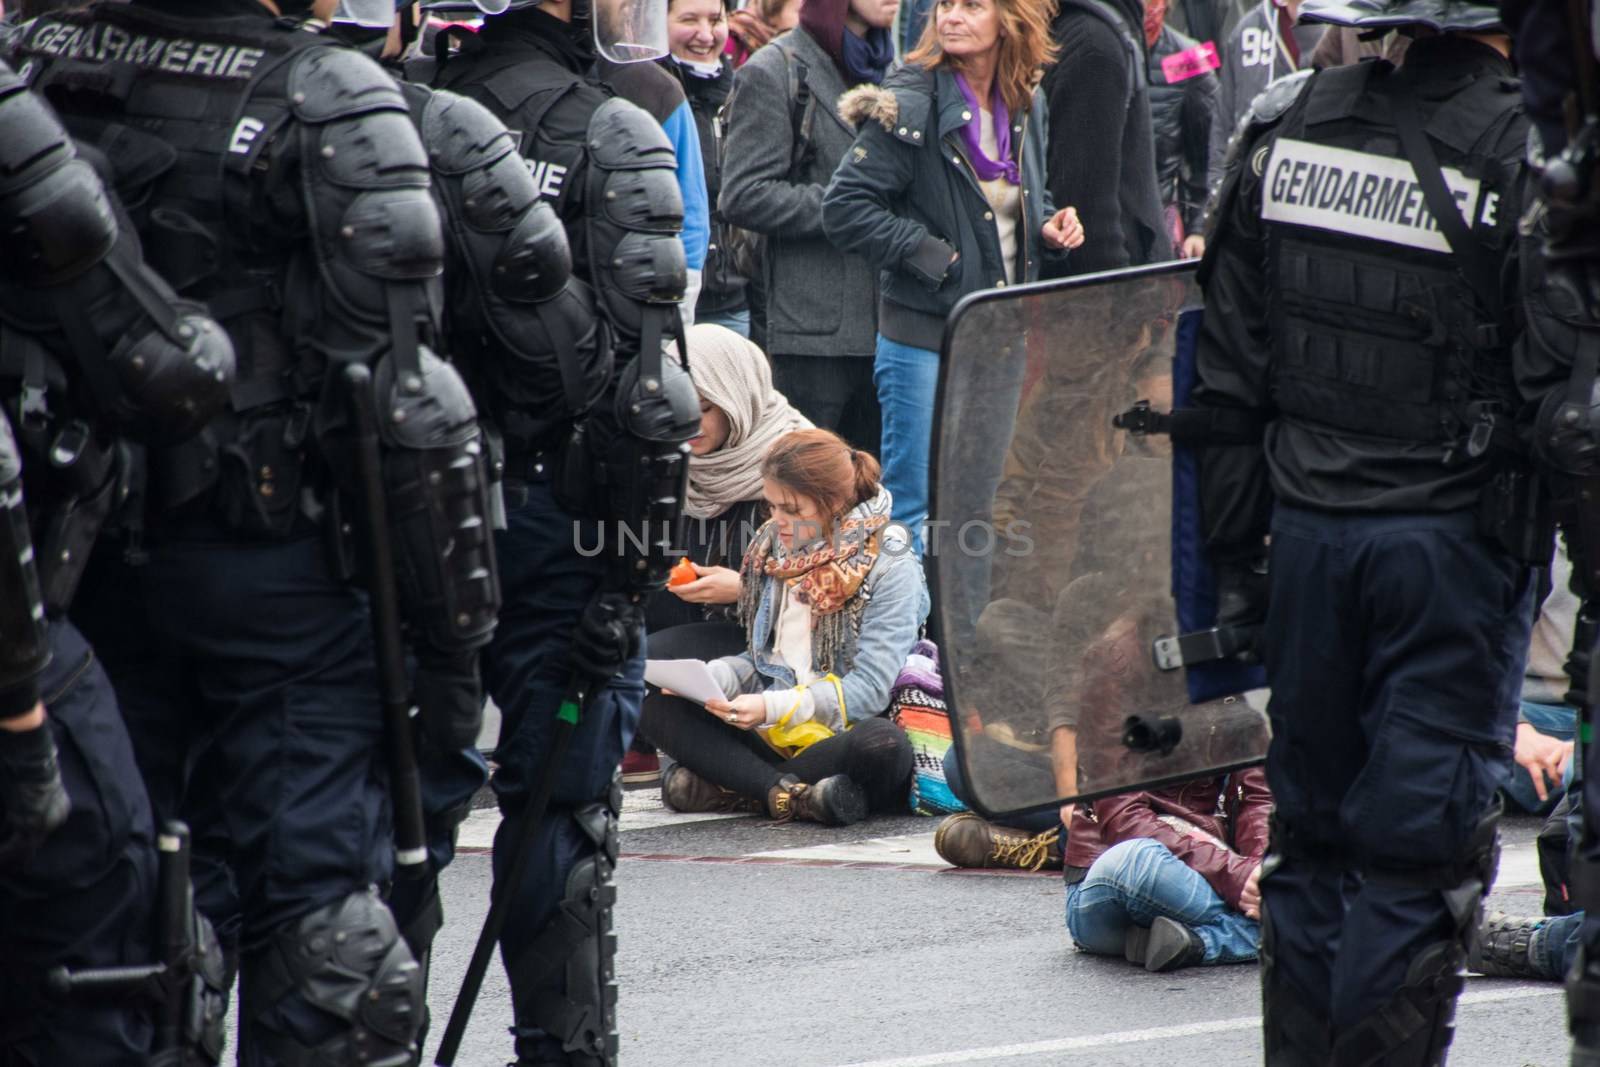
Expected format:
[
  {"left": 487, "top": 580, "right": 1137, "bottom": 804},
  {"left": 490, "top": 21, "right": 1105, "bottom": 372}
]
[{"left": 630, "top": 324, "right": 812, "bottom": 781}]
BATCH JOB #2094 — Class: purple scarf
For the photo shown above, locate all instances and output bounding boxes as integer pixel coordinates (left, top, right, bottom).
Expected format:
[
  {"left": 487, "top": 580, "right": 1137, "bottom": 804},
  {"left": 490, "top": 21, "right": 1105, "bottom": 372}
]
[{"left": 953, "top": 72, "right": 1019, "bottom": 184}]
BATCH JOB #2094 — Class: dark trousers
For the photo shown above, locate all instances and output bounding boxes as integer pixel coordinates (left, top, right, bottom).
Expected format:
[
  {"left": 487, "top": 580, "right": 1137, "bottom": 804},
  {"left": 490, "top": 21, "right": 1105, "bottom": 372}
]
[
  {"left": 483, "top": 476, "right": 644, "bottom": 1044},
  {"left": 1259, "top": 506, "right": 1531, "bottom": 1031},
  {"left": 0, "top": 622, "right": 156, "bottom": 1067},
  {"left": 73, "top": 531, "right": 397, "bottom": 1065},
  {"left": 771, "top": 352, "right": 882, "bottom": 459}
]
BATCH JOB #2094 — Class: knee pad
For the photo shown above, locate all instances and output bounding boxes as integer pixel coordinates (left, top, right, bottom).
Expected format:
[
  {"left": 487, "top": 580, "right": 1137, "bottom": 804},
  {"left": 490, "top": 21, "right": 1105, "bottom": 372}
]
[
  {"left": 507, "top": 784, "right": 621, "bottom": 1066},
  {"left": 1331, "top": 940, "right": 1465, "bottom": 1067},
  {"left": 241, "top": 888, "right": 422, "bottom": 1067}
]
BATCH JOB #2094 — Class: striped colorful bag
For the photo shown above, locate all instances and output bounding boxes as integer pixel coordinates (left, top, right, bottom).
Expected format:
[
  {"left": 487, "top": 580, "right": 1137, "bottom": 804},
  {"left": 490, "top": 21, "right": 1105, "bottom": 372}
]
[{"left": 888, "top": 640, "right": 968, "bottom": 816}]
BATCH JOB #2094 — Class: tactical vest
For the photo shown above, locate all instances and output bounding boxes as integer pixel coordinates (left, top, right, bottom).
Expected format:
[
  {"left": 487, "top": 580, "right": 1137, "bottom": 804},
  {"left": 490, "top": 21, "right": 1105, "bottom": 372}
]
[
  {"left": 11, "top": 6, "right": 339, "bottom": 530},
  {"left": 1260, "top": 61, "right": 1523, "bottom": 448},
  {"left": 433, "top": 33, "right": 608, "bottom": 274}
]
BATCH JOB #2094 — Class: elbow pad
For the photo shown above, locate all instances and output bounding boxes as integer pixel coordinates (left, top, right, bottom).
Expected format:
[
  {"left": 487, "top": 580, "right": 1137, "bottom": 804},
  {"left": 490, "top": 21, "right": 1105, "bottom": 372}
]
[
  {"left": 582, "top": 99, "right": 688, "bottom": 350},
  {"left": 0, "top": 412, "right": 48, "bottom": 705},
  {"left": 375, "top": 347, "right": 501, "bottom": 656}
]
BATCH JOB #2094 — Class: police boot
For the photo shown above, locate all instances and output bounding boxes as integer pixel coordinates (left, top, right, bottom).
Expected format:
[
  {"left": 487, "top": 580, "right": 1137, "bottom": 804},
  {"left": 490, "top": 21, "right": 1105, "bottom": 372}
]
[
  {"left": 1469, "top": 912, "right": 1543, "bottom": 979},
  {"left": 506, "top": 790, "right": 621, "bottom": 1067},
  {"left": 767, "top": 774, "right": 867, "bottom": 826},
  {"left": 240, "top": 887, "right": 423, "bottom": 1067}
]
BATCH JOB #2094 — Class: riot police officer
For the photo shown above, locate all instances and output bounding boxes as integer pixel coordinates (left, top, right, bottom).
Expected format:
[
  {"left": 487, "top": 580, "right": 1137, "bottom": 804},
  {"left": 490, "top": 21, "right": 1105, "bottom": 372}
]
[
  {"left": 413, "top": 1, "right": 697, "bottom": 1063},
  {"left": 325, "top": 3, "right": 618, "bottom": 1055},
  {"left": 1192, "top": 2, "right": 1562, "bottom": 1061},
  {"left": 0, "top": 57, "right": 231, "bottom": 1065},
  {"left": 6, "top": 2, "right": 503, "bottom": 1064},
  {"left": 1496, "top": 3, "right": 1600, "bottom": 1062}
]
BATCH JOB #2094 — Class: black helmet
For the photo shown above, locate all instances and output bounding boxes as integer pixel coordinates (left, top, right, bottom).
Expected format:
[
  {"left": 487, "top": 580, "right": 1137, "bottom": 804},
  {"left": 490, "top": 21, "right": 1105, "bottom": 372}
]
[{"left": 1297, "top": 0, "right": 1502, "bottom": 32}]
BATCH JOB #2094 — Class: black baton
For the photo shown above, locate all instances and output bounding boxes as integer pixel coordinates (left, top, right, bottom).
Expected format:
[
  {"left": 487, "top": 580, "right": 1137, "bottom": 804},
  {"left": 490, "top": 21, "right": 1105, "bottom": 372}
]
[
  {"left": 344, "top": 362, "right": 428, "bottom": 874},
  {"left": 434, "top": 677, "right": 589, "bottom": 1066}
]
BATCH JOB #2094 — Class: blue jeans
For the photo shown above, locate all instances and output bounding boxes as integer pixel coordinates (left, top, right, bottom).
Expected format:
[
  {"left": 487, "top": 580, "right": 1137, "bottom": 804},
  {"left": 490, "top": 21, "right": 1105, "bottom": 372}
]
[
  {"left": 1065, "top": 839, "right": 1261, "bottom": 964},
  {"left": 698, "top": 307, "right": 750, "bottom": 338},
  {"left": 874, "top": 335, "right": 940, "bottom": 554},
  {"left": 1537, "top": 911, "right": 1583, "bottom": 980},
  {"left": 1504, "top": 701, "right": 1577, "bottom": 814}
]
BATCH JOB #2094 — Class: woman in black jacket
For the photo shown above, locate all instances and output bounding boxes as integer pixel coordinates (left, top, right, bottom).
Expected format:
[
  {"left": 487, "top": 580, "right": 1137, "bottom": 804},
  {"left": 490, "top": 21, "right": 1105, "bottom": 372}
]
[
  {"left": 821, "top": 0, "right": 1083, "bottom": 552},
  {"left": 663, "top": 0, "right": 751, "bottom": 333}
]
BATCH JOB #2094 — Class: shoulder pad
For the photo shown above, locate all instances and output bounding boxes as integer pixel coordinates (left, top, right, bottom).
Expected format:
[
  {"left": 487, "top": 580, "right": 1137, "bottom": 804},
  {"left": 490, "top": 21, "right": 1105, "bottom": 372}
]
[
  {"left": 1245, "top": 69, "right": 1313, "bottom": 129},
  {"left": 288, "top": 45, "right": 407, "bottom": 124},
  {"left": 587, "top": 97, "right": 675, "bottom": 170},
  {"left": 0, "top": 58, "right": 24, "bottom": 98},
  {"left": 0, "top": 72, "right": 71, "bottom": 178},
  {"left": 421, "top": 88, "right": 518, "bottom": 177}
]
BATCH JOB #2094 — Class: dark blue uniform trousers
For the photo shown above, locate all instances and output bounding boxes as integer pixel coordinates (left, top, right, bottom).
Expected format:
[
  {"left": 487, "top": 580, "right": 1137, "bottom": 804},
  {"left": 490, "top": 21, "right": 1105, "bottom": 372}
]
[
  {"left": 484, "top": 476, "right": 643, "bottom": 1041},
  {"left": 73, "top": 532, "right": 396, "bottom": 1061},
  {"left": 1260, "top": 506, "right": 1531, "bottom": 1030},
  {"left": 0, "top": 621, "right": 156, "bottom": 1066}
]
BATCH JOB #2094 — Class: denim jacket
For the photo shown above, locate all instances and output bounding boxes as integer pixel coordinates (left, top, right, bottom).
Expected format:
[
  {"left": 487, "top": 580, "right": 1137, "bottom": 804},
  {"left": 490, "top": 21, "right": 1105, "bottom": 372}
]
[{"left": 710, "top": 524, "right": 929, "bottom": 730}]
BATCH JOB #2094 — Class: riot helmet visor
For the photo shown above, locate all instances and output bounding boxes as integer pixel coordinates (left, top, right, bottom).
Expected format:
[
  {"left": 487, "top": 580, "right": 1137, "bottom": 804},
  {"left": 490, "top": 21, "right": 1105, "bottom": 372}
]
[{"left": 592, "top": 0, "right": 667, "bottom": 63}]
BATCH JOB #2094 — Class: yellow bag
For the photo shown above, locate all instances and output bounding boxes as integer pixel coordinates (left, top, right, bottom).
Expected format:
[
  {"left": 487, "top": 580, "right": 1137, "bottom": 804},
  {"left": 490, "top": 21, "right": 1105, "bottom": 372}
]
[{"left": 759, "top": 674, "right": 847, "bottom": 759}]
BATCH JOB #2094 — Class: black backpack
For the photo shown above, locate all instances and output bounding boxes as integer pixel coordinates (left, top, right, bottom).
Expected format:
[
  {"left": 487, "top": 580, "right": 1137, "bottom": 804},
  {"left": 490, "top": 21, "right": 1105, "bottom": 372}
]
[{"left": 717, "top": 45, "right": 818, "bottom": 279}]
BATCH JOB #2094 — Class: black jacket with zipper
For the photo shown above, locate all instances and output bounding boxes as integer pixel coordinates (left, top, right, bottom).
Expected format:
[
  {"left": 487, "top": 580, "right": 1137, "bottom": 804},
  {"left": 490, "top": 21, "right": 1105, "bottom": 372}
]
[
  {"left": 821, "top": 64, "right": 1058, "bottom": 351},
  {"left": 662, "top": 56, "right": 749, "bottom": 316}
]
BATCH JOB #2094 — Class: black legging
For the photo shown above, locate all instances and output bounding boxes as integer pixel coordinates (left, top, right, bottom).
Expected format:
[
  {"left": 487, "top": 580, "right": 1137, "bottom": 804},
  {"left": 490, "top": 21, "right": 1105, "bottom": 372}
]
[
  {"left": 640, "top": 620, "right": 913, "bottom": 811},
  {"left": 642, "top": 692, "right": 913, "bottom": 814}
]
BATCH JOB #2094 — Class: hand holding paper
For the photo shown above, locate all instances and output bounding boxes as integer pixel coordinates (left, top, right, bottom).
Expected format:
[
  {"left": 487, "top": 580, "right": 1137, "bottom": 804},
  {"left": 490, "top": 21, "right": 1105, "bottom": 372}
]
[{"left": 643, "top": 659, "right": 727, "bottom": 706}]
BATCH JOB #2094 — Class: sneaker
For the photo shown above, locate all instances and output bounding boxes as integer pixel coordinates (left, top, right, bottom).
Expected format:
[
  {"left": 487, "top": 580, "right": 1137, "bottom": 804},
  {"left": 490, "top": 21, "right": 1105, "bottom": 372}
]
[
  {"left": 1469, "top": 912, "right": 1543, "bottom": 979},
  {"left": 660, "top": 765, "right": 763, "bottom": 815},
  {"left": 620, "top": 750, "right": 661, "bottom": 787},
  {"left": 1126, "top": 916, "right": 1206, "bottom": 972},
  {"left": 933, "top": 812, "right": 1063, "bottom": 872},
  {"left": 767, "top": 774, "right": 868, "bottom": 826}
]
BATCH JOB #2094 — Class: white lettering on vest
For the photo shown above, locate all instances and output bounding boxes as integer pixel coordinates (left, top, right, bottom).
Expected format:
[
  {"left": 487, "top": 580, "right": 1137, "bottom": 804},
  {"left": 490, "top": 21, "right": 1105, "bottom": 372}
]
[
  {"left": 229, "top": 117, "right": 267, "bottom": 155},
  {"left": 24, "top": 21, "right": 268, "bottom": 81},
  {"left": 1263, "top": 137, "right": 1486, "bottom": 254},
  {"left": 527, "top": 158, "right": 569, "bottom": 199}
]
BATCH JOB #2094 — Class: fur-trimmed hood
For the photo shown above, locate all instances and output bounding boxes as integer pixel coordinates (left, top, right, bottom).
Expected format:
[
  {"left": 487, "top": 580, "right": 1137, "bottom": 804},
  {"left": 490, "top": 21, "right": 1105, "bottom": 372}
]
[{"left": 837, "top": 82, "right": 899, "bottom": 132}]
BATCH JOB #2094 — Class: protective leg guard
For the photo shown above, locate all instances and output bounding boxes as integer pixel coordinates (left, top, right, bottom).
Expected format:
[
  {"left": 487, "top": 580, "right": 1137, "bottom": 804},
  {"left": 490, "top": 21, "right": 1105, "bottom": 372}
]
[
  {"left": 507, "top": 787, "right": 621, "bottom": 1067},
  {"left": 240, "top": 888, "right": 422, "bottom": 1067},
  {"left": 1571, "top": 944, "right": 1600, "bottom": 1066},
  {"left": 1335, "top": 804, "right": 1503, "bottom": 1067}
]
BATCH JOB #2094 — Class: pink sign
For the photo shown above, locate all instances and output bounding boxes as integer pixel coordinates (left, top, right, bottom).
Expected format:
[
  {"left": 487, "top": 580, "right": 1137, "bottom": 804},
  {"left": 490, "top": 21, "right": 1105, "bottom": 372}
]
[{"left": 1162, "top": 42, "right": 1222, "bottom": 84}]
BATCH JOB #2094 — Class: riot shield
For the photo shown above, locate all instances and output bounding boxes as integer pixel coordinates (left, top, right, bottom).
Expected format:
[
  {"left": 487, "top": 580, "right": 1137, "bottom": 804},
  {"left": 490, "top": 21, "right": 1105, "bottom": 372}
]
[{"left": 930, "top": 260, "right": 1269, "bottom": 821}]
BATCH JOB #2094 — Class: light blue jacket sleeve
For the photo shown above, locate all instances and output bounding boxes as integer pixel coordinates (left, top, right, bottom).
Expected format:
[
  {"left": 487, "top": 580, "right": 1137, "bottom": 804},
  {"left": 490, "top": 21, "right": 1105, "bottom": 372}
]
[{"left": 664, "top": 100, "right": 710, "bottom": 271}]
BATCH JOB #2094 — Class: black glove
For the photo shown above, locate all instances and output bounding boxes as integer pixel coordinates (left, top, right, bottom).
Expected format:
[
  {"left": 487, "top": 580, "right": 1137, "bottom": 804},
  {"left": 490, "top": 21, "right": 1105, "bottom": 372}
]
[
  {"left": 0, "top": 718, "right": 71, "bottom": 866},
  {"left": 1215, "top": 555, "right": 1269, "bottom": 662},
  {"left": 572, "top": 591, "right": 643, "bottom": 683},
  {"left": 413, "top": 649, "right": 485, "bottom": 750}
]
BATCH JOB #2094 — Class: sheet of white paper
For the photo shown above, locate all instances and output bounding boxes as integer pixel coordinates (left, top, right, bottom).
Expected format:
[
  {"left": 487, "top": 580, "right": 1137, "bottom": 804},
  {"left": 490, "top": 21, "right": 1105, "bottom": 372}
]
[{"left": 643, "top": 659, "right": 726, "bottom": 706}]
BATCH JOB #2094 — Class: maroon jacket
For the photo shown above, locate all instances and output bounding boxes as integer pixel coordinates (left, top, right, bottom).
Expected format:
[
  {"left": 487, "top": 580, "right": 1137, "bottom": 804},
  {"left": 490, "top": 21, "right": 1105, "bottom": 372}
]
[{"left": 1065, "top": 767, "right": 1272, "bottom": 910}]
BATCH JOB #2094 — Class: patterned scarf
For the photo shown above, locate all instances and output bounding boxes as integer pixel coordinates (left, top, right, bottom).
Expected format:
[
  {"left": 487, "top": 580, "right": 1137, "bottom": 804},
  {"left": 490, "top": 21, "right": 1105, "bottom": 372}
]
[{"left": 737, "top": 489, "right": 892, "bottom": 676}]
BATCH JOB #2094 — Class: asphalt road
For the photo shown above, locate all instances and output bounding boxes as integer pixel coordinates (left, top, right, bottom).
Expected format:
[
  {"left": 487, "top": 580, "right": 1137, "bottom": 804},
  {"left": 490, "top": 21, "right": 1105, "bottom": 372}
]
[{"left": 419, "top": 796, "right": 1568, "bottom": 1067}]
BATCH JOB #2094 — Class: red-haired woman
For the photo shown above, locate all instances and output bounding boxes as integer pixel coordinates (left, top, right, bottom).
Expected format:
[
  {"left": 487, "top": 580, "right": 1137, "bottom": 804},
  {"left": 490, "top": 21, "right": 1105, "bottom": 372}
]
[
  {"left": 644, "top": 430, "right": 926, "bottom": 825},
  {"left": 822, "top": 0, "right": 1084, "bottom": 552}
]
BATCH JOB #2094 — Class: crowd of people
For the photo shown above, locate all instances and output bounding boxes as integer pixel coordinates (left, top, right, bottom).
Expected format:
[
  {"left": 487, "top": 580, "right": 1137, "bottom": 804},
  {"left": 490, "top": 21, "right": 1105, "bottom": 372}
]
[{"left": 0, "top": 0, "right": 1594, "bottom": 1064}]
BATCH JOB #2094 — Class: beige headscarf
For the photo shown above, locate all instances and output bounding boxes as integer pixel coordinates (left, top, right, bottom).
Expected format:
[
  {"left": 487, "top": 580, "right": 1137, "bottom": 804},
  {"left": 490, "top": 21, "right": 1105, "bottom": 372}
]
[{"left": 685, "top": 324, "right": 812, "bottom": 519}]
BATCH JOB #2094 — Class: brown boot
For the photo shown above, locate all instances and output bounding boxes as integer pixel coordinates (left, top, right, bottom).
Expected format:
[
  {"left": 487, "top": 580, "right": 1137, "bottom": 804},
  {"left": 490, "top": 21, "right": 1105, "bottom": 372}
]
[
  {"left": 934, "top": 812, "right": 1062, "bottom": 872},
  {"left": 766, "top": 774, "right": 868, "bottom": 826},
  {"left": 660, "top": 765, "right": 764, "bottom": 815}
]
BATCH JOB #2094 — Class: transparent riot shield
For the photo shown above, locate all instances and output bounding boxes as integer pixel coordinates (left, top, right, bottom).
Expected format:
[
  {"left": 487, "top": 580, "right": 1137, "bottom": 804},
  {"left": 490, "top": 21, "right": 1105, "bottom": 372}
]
[{"left": 930, "top": 260, "right": 1269, "bottom": 821}]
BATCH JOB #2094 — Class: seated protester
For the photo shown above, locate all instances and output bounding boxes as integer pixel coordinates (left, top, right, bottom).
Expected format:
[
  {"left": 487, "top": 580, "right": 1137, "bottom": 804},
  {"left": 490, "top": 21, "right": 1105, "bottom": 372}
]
[
  {"left": 633, "top": 325, "right": 812, "bottom": 782},
  {"left": 1506, "top": 543, "right": 1578, "bottom": 815},
  {"left": 1065, "top": 768, "right": 1271, "bottom": 972},
  {"left": 644, "top": 429, "right": 924, "bottom": 825}
]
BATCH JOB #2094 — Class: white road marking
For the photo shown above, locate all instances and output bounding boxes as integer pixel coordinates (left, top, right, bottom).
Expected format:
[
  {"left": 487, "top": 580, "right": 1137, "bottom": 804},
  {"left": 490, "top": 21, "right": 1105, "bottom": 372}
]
[
  {"left": 748, "top": 832, "right": 946, "bottom": 868},
  {"left": 456, "top": 791, "right": 752, "bottom": 849},
  {"left": 829, "top": 987, "right": 1560, "bottom": 1067}
]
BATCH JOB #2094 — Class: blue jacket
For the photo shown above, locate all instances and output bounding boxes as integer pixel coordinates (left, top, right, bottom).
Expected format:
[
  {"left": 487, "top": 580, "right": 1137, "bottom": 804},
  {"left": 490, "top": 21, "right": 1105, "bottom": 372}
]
[
  {"left": 711, "top": 522, "right": 929, "bottom": 730},
  {"left": 822, "top": 64, "right": 1060, "bottom": 350}
]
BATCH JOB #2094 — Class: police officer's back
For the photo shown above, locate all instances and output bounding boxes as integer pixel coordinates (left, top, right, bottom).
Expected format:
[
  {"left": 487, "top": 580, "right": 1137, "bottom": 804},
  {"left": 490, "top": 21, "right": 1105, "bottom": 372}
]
[
  {"left": 6, "top": 2, "right": 503, "bottom": 1064},
  {"left": 1193, "top": 3, "right": 1551, "bottom": 1062}
]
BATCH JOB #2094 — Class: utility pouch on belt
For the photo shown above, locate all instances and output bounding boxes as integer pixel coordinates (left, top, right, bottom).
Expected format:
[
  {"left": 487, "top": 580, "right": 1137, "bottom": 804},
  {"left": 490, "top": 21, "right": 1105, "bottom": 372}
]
[
  {"left": 1477, "top": 463, "right": 1553, "bottom": 566},
  {"left": 212, "top": 406, "right": 310, "bottom": 539}
]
